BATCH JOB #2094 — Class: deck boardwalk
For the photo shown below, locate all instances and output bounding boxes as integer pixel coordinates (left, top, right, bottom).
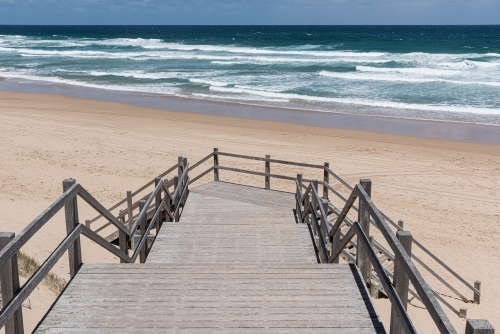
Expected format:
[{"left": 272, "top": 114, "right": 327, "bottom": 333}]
[
  {"left": 147, "top": 182, "right": 317, "bottom": 264},
  {"left": 35, "top": 182, "right": 385, "bottom": 333}
]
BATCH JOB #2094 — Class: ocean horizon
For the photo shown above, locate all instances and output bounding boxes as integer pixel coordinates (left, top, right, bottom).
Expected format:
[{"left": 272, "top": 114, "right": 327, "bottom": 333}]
[{"left": 1, "top": 25, "right": 500, "bottom": 125}]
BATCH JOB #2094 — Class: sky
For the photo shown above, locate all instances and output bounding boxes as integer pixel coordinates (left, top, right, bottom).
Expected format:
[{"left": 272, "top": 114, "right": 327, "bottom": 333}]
[{"left": 0, "top": 0, "right": 499, "bottom": 25}]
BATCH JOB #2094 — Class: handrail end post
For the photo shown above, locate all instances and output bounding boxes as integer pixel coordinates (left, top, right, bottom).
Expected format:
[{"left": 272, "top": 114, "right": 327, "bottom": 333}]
[
  {"left": 390, "top": 230, "right": 413, "bottom": 334},
  {"left": 357, "top": 179, "right": 372, "bottom": 284},
  {"left": 465, "top": 319, "right": 495, "bottom": 334},
  {"left": 177, "top": 156, "right": 184, "bottom": 178},
  {"left": 323, "top": 162, "right": 329, "bottom": 200},
  {"left": 0, "top": 232, "right": 25, "bottom": 334},
  {"left": 474, "top": 281, "right": 481, "bottom": 304},
  {"left": 63, "top": 178, "right": 82, "bottom": 278}
]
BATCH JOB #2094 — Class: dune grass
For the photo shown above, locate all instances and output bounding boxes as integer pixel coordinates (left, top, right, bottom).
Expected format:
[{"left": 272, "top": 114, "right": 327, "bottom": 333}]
[{"left": 17, "top": 251, "right": 67, "bottom": 294}]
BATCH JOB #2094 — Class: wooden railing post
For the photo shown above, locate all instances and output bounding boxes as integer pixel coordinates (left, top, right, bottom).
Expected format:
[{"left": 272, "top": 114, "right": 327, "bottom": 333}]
[
  {"left": 303, "top": 192, "right": 310, "bottom": 225},
  {"left": 323, "top": 162, "right": 329, "bottom": 200},
  {"left": 330, "top": 201, "right": 340, "bottom": 264},
  {"left": 0, "top": 232, "right": 24, "bottom": 334},
  {"left": 126, "top": 190, "right": 134, "bottom": 250},
  {"left": 369, "top": 236, "right": 378, "bottom": 298},
  {"left": 321, "top": 199, "right": 330, "bottom": 256},
  {"left": 465, "top": 319, "right": 495, "bottom": 334},
  {"left": 178, "top": 156, "right": 184, "bottom": 178},
  {"left": 356, "top": 179, "right": 372, "bottom": 284},
  {"left": 138, "top": 200, "right": 147, "bottom": 263},
  {"left": 126, "top": 191, "right": 133, "bottom": 229},
  {"left": 118, "top": 211, "right": 129, "bottom": 263},
  {"left": 173, "top": 176, "right": 180, "bottom": 222},
  {"left": 296, "top": 174, "right": 302, "bottom": 218},
  {"left": 155, "top": 177, "right": 162, "bottom": 230},
  {"left": 390, "top": 230, "right": 413, "bottom": 334},
  {"left": 265, "top": 155, "right": 270, "bottom": 190},
  {"left": 474, "top": 281, "right": 481, "bottom": 304},
  {"left": 183, "top": 158, "right": 189, "bottom": 199},
  {"left": 164, "top": 178, "right": 173, "bottom": 222},
  {"left": 398, "top": 220, "right": 404, "bottom": 230},
  {"left": 311, "top": 180, "right": 319, "bottom": 235},
  {"left": 63, "top": 179, "right": 82, "bottom": 278},
  {"left": 213, "top": 148, "right": 219, "bottom": 181}
]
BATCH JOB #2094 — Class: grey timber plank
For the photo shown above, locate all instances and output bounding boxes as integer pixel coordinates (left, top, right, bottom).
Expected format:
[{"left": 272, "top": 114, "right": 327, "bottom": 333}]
[
  {"left": 148, "top": 182, "right": 316, "bottom": 264},
  {"left": 36, "top": 264, "right": 384, "bottom": 333},
  {"left": 36, "top": 182, "right": 384, "bottom": 333}
]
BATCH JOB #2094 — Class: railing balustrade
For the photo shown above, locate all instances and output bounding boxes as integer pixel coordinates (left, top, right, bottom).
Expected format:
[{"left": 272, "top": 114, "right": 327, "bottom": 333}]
[{"left": 0, "top": 149, "right": 493, "bottom": 334}]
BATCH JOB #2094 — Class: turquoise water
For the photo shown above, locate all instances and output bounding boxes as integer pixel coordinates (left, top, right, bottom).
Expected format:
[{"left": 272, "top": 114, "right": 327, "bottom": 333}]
[{"left": 1, "top": 26, "right": 499, "bottom": 123}]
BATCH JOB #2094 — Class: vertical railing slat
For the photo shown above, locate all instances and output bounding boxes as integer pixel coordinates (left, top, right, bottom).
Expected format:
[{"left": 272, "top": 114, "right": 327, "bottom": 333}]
[
  {"left": 119, "top": 211, "right": 129, "bottom": 263},
  {"left": 213, "top": 148, "right": 219, "bottom": 181},
  {"left": 138, "top": 200, "right": 147, "bottom": 263},
  {"left": 265, "top": 155, "right": 270, "bottom": 190},
  {"left": 164, "top": 178, "right": 173, "bottom": 222},
  {"left": 155, "top": 177, "right": 162, "bottom": 230},
  {"left": 63, "top": 179, "right": 82, "bottom": 278}
]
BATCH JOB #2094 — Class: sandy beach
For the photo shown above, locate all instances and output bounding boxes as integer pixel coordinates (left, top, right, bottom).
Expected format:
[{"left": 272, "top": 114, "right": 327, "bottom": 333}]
[{"left": 0, "top": 91, "right": 499, "bottom": 333}]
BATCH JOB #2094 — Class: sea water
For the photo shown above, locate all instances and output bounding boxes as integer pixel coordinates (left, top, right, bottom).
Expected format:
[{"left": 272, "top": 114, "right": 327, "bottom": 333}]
[{"left": 0, "top": 25, "right": 499, "bottom": 124}]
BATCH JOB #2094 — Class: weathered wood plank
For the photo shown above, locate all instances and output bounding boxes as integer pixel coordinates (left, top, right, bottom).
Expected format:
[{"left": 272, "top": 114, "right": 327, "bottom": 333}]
[
  {"left": 36, "top": 182, "right": 384, "bottom": 334},
  {"left": 36, "top": 264, "right": 383, "bottom": 333}
]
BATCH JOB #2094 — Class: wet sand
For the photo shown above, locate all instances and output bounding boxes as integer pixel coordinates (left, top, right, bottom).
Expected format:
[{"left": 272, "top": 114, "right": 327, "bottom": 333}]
[
  {"left": 0, "top": 91, "right": 498, "bottom": 333},
  {"left": 0, "top": 79, "right": 499, "bottom": 145}
]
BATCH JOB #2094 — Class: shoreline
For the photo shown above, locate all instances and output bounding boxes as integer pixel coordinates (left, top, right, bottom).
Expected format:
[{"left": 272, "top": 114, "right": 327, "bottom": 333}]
[{"left": 0, "top": 79, "right": 499, "bottom": 145}]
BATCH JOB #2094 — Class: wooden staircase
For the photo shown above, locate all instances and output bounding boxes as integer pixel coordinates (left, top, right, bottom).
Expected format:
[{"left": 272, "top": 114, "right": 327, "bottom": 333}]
[{"left": 34, "top": 182, "right": 385, "bottom": 333}]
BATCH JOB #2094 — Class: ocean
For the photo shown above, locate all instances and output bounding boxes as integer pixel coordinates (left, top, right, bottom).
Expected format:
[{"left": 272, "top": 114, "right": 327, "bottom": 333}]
[{"left": 0, "top": 25, "right": 499, "bottom": 124}]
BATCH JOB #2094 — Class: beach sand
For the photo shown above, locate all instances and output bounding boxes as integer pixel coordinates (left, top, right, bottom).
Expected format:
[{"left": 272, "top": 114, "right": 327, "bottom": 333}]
[{"left": 0, "top": 91, "right": 498, "bottom": 333}]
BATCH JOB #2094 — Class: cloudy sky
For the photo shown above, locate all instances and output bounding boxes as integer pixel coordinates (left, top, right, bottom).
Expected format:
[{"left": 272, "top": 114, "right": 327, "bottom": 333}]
[{"left": 0, "top": 0, "right": 498, "bottom": 25}]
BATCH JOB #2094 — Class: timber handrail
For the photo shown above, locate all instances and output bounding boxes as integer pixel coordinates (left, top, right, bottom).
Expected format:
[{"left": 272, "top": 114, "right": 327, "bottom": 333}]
[
  {"left": 84, "top": 148, "right": 485, "bottom": 307},
  {"left": 300, "top": 183, "right": 312, "bottom": 202},
  {"left": 335, "top": 222, "right": 418, "bottom": 334},
  {"left": 188, "top": 152, "right": 214, "bottom": 171},
  {"left": 0, "top": 225, "right": 82, "bottom": 328},
  {"left": 327, "top": 201, "right": 464, "bottom": 316},
  {"left": 324, "top": 183, "right": 457, "bottom": 334},
  {"left": 322, "top": 169, "right": 480, "bottom": 299},
  {"left": 323, "top": 182, "right": 480, "bottom": 301},
  {"left": 298, "top": 181, "right": 420, "bottom": 333},
  {"left": 0, "top": 156, "right": 194, "bottom": 332},
  {"left": 1, "top": 150, "right": 489, "bottom": 334},
  {"left": 0, "top": 184, "right": 79, "bottom": 269},
  {"left": 209, "top": 149, "right": 483, "bottom": 309},
  {"left": 86, "top": 163, "right": 179, "bottom": 226},
  {"left": 217, "top": 151, "right": 324, "bottom": 169}
]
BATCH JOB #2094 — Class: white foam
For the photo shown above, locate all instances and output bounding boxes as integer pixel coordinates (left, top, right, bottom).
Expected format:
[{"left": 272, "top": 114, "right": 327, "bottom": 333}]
[
  {"left": 88, "top": 70, "right": 181, "bottom": 80},
  {"left": 319, "top": 70, "right": 500, "bottom": 87},
  {"left": 356, "top": 66, "right": 460, "bottom": 76},
  {"left": 0, "top": 70, "right": 180, "bottom": 95},
  {"left": 189, "top": 78, "right": 229, "bottom": 87},
  {"left": 209, "top": 85, "right": 500, "bottom": 115},
  {"left": 192, "top": 92, "right": 288, "bottom": 103},
  {"left": 151, "top": 42, "right": 388, "bottom": 58},
  {"left": 1, "top": 69, "right": 499, "bottom": 116}
]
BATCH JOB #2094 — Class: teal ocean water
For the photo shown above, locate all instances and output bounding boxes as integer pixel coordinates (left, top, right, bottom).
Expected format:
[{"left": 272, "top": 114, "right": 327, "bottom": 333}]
[{"left": 1, "top": 26, "right": 499, "bottom": 124}]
